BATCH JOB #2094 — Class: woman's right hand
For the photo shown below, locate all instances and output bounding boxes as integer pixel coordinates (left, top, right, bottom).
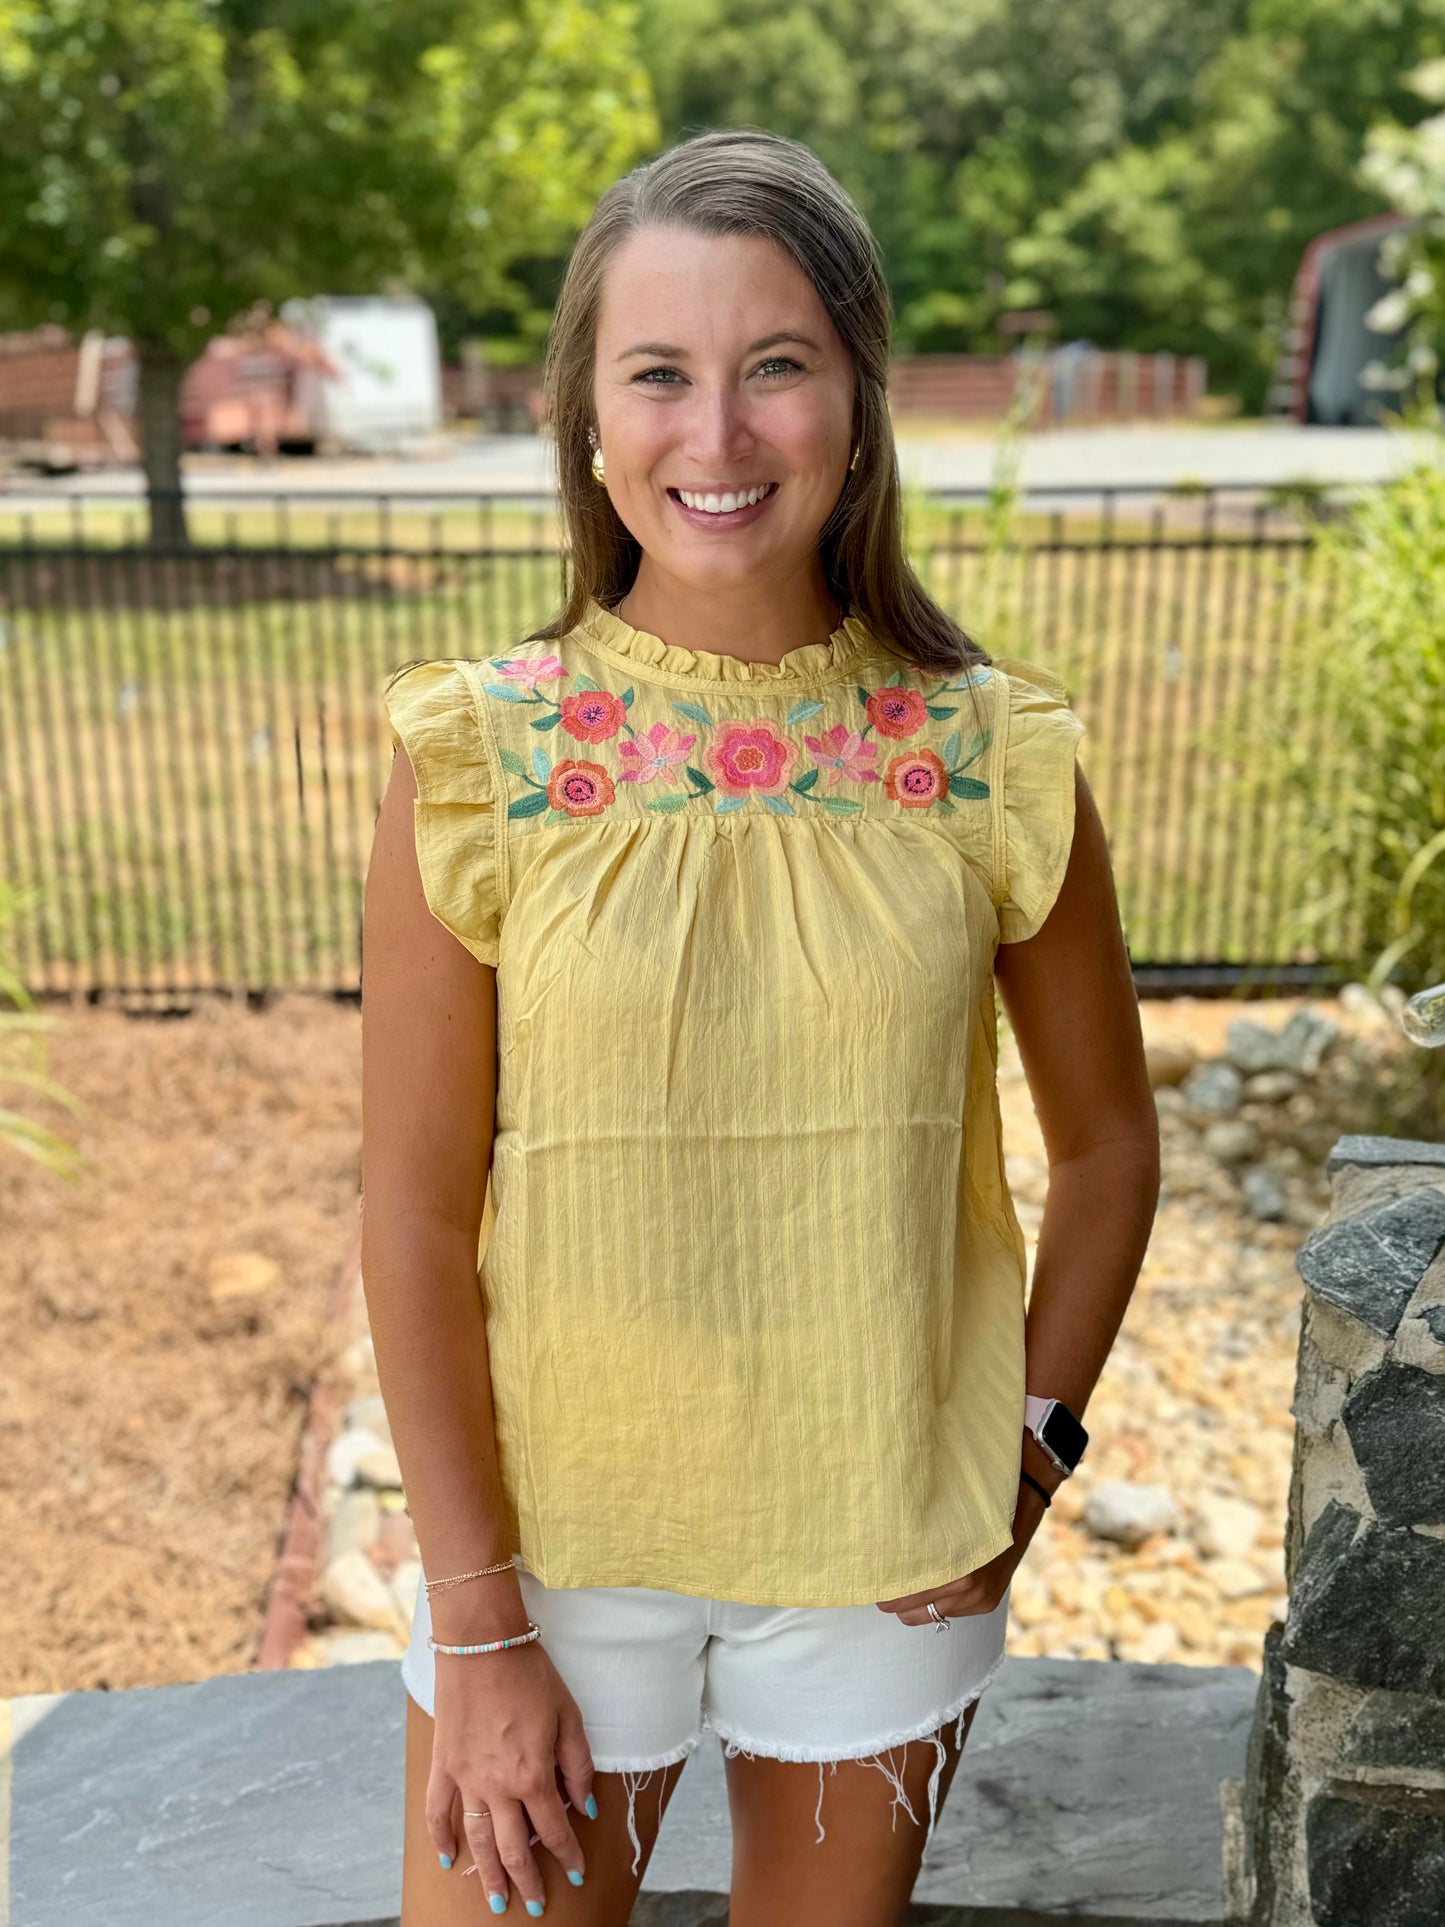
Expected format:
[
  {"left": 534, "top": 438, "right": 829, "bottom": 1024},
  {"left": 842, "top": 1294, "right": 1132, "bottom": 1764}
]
[{"left": 426, "top": 1601, "right": 595, "bottom": 1912}]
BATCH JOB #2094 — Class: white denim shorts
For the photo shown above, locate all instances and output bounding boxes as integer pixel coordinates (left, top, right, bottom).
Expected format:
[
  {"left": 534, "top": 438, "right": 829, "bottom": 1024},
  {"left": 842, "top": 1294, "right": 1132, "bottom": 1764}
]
[{"left": 401, "top": 1559, "right": 1010, "bottom": 1871}]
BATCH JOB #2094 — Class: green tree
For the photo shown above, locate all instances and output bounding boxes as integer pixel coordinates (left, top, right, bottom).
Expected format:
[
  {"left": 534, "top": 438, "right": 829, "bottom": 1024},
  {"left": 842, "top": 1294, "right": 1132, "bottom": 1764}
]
[{"left": 0, "top": 0, "right": 656, "bottom": 544}]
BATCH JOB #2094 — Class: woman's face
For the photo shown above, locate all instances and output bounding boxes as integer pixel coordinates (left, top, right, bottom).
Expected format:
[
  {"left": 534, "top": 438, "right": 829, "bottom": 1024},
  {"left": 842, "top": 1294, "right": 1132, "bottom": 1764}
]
[{"left": 591, "top": 225, "right": 856, "bottom": 595}]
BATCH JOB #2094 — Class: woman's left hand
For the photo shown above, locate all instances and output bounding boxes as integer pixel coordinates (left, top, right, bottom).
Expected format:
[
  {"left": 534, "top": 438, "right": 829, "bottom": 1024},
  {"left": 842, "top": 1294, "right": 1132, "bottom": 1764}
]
[{"left": 874, "top": 1479, "right": 1049, "bottom": 1627}]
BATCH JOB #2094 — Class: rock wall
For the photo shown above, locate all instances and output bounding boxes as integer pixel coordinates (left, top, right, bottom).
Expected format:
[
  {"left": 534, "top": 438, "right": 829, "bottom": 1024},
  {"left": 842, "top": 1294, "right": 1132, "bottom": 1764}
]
[{"left": 1222, "top": 1134, "right": 1445, "bottom": 1926}]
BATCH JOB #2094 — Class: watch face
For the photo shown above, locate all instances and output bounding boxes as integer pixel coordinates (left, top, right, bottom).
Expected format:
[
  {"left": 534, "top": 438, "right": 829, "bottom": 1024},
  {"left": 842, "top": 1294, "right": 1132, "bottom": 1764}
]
[{"left": 1041, "top": 1402, "right": 1088, "bottom": 1470}]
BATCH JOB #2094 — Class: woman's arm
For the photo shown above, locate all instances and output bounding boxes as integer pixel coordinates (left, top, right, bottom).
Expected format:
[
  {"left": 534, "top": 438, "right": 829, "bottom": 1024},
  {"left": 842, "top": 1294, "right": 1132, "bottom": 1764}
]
[
  {"left": 993, "top": 765, "right": 1161, "bottom": 1511},
  {"left": 360, "top": 741, "right": 526, "bottom": 1645}
]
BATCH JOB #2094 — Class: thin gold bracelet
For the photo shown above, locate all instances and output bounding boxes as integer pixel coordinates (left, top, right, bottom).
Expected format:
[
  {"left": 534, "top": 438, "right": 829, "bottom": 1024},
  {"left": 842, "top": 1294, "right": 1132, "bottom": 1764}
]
[{"left": 424, "top": 1557, "right": 517, "bottom": 1597}]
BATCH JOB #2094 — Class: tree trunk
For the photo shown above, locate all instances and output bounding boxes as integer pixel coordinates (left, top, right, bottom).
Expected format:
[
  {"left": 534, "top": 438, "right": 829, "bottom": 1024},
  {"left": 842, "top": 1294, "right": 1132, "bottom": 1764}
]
[{"left": 136, "top": 337, "right": 189, "bottom": 550}]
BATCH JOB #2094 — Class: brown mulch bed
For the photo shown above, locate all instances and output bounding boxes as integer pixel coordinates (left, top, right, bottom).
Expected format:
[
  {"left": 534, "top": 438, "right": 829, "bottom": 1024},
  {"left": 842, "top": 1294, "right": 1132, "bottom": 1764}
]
[{"left": 0, "top": 993, "right": 361, "bottom": 1697}]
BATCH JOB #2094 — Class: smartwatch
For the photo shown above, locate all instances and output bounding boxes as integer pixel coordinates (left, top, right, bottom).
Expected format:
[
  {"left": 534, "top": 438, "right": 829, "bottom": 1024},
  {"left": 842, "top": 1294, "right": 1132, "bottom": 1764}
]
[{"left": 1023, "top": 1393, "right": 1089, "bottom": 1477}]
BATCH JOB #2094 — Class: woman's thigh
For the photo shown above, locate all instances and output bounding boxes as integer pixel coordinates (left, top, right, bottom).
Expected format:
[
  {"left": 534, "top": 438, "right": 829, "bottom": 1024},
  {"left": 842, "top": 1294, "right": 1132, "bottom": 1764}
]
[
  {"left": 401, "top": 1694, "right": 690, "bottom": 1925},
  {"left": 724, "top": 1694, "right": 984, "bottom": 1927}
]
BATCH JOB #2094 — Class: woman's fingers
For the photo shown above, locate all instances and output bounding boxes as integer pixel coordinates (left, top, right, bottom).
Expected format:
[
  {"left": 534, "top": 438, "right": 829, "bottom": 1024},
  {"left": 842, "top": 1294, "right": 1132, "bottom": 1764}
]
[
  {"left": 526, "top": 1778, "right": 587, "bottom": 1891},
  {"left": 458, "top": 1795, "right": 515, "bottom": 1910},
  {"left": 555, "top": 1699, "right": 598, "bottom": 1824},
  {"left": 490, "top": 1793, "right": 551, "bottom": 1913},
  {"left": 424, "top": 1761, "right": 459, "bottom": 1869}
]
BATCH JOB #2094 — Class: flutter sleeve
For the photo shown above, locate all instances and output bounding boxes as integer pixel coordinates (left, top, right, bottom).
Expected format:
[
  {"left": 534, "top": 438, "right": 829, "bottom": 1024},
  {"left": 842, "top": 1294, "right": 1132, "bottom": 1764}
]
[
  {"left": 990, "top": 657, "right": 1087, "bottom": 945},
  {"left": 382, "top": 659, "right": 501, "bottom": 968}
]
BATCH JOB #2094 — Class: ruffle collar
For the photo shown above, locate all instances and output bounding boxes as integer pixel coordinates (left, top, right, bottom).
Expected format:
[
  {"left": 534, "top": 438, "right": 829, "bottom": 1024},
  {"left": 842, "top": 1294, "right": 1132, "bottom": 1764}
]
[{"left": 576, "top": 597, "right": 876, "bottom": 687}]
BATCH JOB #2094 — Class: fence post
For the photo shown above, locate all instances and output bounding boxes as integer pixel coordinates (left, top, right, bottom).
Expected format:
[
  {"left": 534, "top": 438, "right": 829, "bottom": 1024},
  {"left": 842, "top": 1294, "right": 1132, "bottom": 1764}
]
[{"left": 1221, "top": 1133, "right": 1445, "bottom": 1924}]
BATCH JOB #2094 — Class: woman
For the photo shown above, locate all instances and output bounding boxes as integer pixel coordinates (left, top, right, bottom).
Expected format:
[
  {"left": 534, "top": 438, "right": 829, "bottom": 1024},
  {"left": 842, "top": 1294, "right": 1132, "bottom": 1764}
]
[{"left": 362, "top": 128, "right": 1159, "bottom": 1924}]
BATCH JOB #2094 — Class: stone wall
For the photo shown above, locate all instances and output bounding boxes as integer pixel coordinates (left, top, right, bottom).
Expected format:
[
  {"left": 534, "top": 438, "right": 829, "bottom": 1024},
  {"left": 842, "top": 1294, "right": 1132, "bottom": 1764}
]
[{"left": 1222, "top": 1134, "right": 1445, "bottom": 1925}]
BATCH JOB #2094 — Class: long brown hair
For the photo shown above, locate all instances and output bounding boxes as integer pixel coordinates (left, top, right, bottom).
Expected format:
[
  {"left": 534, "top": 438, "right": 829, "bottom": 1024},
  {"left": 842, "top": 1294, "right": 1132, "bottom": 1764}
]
[{"left": 524, "top": 126, "right": 991, "bottom": 698}]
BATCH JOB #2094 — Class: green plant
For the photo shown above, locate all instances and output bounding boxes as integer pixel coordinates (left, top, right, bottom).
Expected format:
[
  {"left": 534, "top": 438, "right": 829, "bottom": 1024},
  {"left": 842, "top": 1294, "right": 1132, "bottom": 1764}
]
[
  {"left": 0, "top": 881, "right": 92, "bottom": 1184},
  {"left": 1280, "top": 443, "right": 1445, "bottom": 995}
]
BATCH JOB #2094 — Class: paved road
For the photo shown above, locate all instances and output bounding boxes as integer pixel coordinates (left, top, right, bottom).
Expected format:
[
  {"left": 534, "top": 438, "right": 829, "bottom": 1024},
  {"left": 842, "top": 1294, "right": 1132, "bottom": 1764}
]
[{"left": 3, "top": 422, "right": 1441, "bottom": 510}]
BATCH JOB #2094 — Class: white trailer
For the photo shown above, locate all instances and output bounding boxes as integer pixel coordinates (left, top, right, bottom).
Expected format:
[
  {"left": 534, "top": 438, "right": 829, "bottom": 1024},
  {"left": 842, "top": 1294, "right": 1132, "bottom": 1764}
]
[{"left": 280, "top": 294, "right": 443, "bottom": 453}]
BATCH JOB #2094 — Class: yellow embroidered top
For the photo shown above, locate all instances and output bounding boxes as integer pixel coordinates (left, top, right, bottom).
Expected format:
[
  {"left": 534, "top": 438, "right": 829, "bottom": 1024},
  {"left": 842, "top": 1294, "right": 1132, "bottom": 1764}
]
[{"left": 381, "top": 597, "right": 1085, "bottom": 1606}]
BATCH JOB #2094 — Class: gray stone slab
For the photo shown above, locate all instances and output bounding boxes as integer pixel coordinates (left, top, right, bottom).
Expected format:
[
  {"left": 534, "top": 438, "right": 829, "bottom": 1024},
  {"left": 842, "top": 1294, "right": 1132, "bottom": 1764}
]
[
  {"left": 1295, "top": 1190, "right": 1445, "bottom": 1336},
  {"left": 8, "top": 1653, "right": 1257, "bottom": 1926},
  {"left": 1326, "top": 1135, "right": 1445, "bottom": 1173}
]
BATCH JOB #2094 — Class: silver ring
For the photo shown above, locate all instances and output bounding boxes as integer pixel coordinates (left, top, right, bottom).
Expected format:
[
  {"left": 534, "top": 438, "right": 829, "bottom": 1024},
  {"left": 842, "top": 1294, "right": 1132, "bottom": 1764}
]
[
  {"left": 462, "top": 1809, "right": 491, "bottom": 1820},
  {"left": 926, "top": 1602, "right": 950, "bottom": 1630}
]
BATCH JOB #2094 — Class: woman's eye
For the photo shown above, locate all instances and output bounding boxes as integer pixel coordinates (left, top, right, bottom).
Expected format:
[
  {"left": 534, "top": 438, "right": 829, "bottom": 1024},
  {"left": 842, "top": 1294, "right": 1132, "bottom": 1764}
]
[{"left": 632, "top": 357, "right": 804, "bottom": 386}]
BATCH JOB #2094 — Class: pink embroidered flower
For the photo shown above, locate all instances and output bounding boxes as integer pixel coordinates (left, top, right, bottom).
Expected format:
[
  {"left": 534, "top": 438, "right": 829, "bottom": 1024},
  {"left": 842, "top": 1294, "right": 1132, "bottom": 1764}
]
[
  {"left": 559, "top": 689, "right": 628, "bottom": 743},
  {"left": 865, "top": 686, "right": 929, "bottom": 740},
  {"left": 884, "top": 747, "right": 948, "bottom": 808},
  {"left": 703, "top": 719, "right": 799, "bottom": 797},
  {"left": 547, "top": 759, "right": 615, "bottom": 816},
  {"left": 493, "top": 654, "right": 567, "bottom": 692},
  {"left": 803, "top": 722, "right": 881, "bottom": 787},
  {"left": 617, "top": 720, "right": 698, "bottom": 783}
]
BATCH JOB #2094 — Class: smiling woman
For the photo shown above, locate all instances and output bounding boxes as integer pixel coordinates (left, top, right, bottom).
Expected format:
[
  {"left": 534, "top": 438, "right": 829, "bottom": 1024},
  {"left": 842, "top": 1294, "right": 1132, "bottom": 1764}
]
[{"left": 365, "top": 127, "right": 1158, "bottom": 1927}]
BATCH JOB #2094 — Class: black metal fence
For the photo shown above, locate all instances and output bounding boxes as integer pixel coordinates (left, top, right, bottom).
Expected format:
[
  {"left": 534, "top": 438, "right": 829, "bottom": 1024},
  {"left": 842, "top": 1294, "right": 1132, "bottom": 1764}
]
[{"left": 0, "top": 482, "right": 1366, "bottom": 1004}]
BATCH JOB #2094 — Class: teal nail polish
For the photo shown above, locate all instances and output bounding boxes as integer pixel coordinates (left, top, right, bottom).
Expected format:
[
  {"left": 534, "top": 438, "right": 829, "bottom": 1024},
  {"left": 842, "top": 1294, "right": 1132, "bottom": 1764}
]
[
  {"left": 488, "top": 1896, "right": 508, "bottom": 1915},
  {"left": 568, "top": 1868, "right": 585, "bottom": 1885},
  {"left": 438, "top": 1852, "right": 452, "bottom": 1869},
  {"left": 585, "top": 1793, "right": 599, "bottom": 1819},
  {"left": 526, "top": 1903, "right": 545, "bottom": 1918}
]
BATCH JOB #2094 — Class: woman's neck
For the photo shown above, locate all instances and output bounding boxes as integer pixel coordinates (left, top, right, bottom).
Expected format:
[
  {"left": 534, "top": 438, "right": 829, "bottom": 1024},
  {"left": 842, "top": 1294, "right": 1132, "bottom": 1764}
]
[{"left": 615, "top": 567, "right": 844, "bottom": 665}]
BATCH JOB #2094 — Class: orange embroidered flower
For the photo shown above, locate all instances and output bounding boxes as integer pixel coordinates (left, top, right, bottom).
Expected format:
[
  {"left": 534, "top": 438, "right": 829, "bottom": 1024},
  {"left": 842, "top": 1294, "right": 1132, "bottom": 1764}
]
[
  {"left": 865, "top": 686, "right": 929, "bottom": 739},
  {"left": 703, "top": 719, "right": 798, "bottom": 797},
  {"left": 884, "top": 747, "right": 949, "bottom": 808},
  {"left": 559, "top": 689, "right": 628, "bottom": 743},
  {"left": 547, "top": 759, "right": 615, "bottom": 816}
]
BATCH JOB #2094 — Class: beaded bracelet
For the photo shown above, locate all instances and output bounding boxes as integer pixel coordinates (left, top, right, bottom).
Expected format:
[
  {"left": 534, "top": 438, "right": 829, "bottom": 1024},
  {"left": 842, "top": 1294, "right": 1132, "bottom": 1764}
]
[{"left": 427, "top": 1620, "right": 543, "bottom": 1655}]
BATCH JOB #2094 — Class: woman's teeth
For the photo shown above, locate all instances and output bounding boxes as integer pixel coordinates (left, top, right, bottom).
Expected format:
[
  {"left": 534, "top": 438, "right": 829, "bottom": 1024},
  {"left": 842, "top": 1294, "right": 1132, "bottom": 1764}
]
[{"left": 674, "top": 483, "right": 776, "bottom": 514}]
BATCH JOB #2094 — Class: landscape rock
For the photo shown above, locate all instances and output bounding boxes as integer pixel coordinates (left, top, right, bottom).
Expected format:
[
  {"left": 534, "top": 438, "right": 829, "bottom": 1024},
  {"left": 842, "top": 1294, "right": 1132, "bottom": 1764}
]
[
  {"left": 1190, "top": 1495, "right": 1263, "bottom": 1559},
  {"left": 1145, "top": 1043, "right": 1196, "bottom": 1088},
  {"left": 1202, "top": 1120, "right": 1260, "bottom": 1164},
  {"left": 1241, "top": 1167, "right": 1286, "bottom": 1222},
  {"left": 1181, "top": 1062, "right": 1245, "bottom": 1116},
  {"left": 1295, "top": 1190, "right": 1445, "bottom": 1337},
  {"left": 324, "top": 1487, "right": 381, "bottom": 1565},
  {"left": 355, "top": 1444, "right": 405, "bottom": 1490},
  {"left": 1082, "top": 1480, "right": 1181, "bottom": 1547},
  {"left": 325, "top": 1425, "right": 388, "bottom": 1489},
  {"left": 1243, "top": 1072, "right": 1299, "bottom": 1103},
  {"left": 319, "top": 1547, "right": 408, "bottom": 1636}
]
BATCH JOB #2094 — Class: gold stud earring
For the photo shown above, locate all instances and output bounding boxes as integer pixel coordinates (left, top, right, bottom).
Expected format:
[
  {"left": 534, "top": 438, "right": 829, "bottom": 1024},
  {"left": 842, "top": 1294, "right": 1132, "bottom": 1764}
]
[
  {"left": 591, "top": 445, "right": 606, "bottom": 484},
  {"left": 849, "top": 444, "right": 860, "bottom": 472}
]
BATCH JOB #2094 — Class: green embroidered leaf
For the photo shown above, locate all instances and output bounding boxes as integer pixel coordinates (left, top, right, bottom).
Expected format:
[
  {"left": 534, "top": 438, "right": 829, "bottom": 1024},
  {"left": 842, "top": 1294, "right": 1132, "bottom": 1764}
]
[
  {"left": 786, "top": 698, "right": 825, "bottom": 724},
  {"left": 622, "top": 686, "right": 634, "bottom": 708},
  {"left": 497, "top": 746, "right": 529, "bottom": 776},
  {"left": 925, "top": 701, "right": 959, "bottom": 720},
  {"left": 531, "top": 746, "right": 552, "bottom": 781},
  {"left": 791, "top": 767, "right": 819, "bottom": 794},
  {"left": 508, "top": 789, "right": 550, "bottom": 818},
  {"left": 574, "top": 674, "right": 601, "bottom": 693},
  {"left": 948, "top": 775, "right": 990, "bottom": 800},
  {"left": 760, "top": 792, "right": 795, "bottom": 815},
  {"left": 483, "top": 682, "right": 538, "bottom": 702},
  {"left": 543, "top": 807, "right": 568, "bottom": 825},
  {"left": 937, "top": 796, "right": 957, "bottom": 813},
  {"left": 645, "top": 792, "right": 691, "bottom": 812},
  {"left": 531, "top": 710, "right": 560, "bottom": 731},
  {"left": 684, "top": 765, "right": 715, "bottom": 794},
  {"left": 957, "top": 726, "right": 993, "bottom": 769},
  {"left": 672, "top": 699, "right": 714, "bottom": 727},
  {"left": 941, "top": 730, "right": 961, "bottom": 768},
  {"left": 816, "top": 795, "right": 863, "bottom": 816},
  {"left": 714, "top": 793, "right": 747, "bottom": 813},
  {"left": 854, "top": 684, "right": 871, "bottom": 708},
  {"left": 884, "top": 669, "right": 904, "bottom": 687}
]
